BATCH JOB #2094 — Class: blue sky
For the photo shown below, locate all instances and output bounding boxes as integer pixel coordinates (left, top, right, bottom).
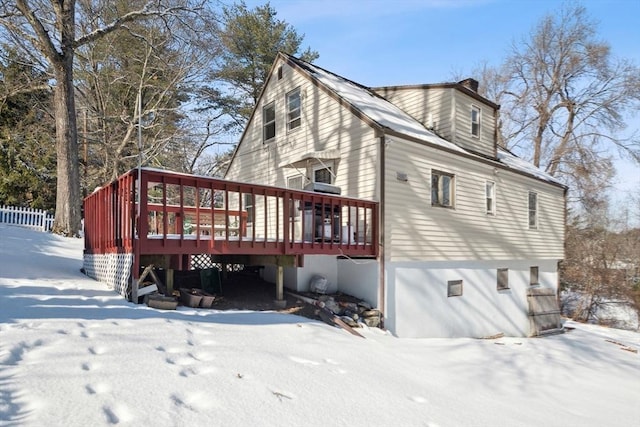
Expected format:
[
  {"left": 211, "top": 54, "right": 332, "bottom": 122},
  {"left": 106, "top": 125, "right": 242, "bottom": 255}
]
[{"left": 243, "top": 0, "right": 639, "bottom": 204}]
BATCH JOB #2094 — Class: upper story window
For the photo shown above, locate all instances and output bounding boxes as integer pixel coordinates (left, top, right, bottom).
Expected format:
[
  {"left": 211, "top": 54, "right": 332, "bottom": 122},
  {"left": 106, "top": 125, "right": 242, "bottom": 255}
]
[
  {"left": 263, "top": 102, "right": 276, "bottom": 142},
  {"left": 528, "top": 191, "right": 538, "bottom": 229},
  {"left": 287, "top": 88, "right": 301, "bottom": 131},
  {"left": 431, "top": 170, "right": 455, "bottom": 208},
  {"left": 471, "top": 105, "right": 481, "bottom": 138},
  {"left": 486, "top": 181, "right": 495, "bottom": 215}
]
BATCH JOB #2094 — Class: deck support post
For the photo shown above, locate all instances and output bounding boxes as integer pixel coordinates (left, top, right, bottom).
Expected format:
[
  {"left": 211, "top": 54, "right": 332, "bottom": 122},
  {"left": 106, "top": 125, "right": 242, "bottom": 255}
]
[
  {"left": 275, "top": 265, "right": 284, "bottom": 304},
  {"left": 166, "top": 269, "right": 174, "bottom": 296}
]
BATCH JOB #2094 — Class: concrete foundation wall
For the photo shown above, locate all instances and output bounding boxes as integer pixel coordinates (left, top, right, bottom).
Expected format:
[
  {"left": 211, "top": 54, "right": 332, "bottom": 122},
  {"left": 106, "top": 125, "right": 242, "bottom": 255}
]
[{"left": 385, "top": 259, "right": 559, "bottom": 338}]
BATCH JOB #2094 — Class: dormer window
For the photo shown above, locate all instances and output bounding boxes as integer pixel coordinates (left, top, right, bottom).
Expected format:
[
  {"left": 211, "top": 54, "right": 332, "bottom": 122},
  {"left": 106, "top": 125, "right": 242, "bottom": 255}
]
[
  {"left": 471, "top": 105, "right": 481, "bottom": 138},
  {"left": 263, "top": 102, "right": 275, "bottom": 142}
]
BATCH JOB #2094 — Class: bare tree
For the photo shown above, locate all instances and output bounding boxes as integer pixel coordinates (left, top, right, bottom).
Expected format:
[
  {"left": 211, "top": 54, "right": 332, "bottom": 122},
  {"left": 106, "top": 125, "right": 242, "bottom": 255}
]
[
  {"left": 0, "top": 0, "right": 204, "bottom": 236},
  {"left": 473, "top": 3, "right": 640, "bottom": 208},
  {"left": 75, "top": 6, "right": 215, "bottom": 188}
]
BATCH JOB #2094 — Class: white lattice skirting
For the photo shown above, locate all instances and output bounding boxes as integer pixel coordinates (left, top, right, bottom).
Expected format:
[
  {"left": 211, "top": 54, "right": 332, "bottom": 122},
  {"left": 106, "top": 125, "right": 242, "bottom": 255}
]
[{"left": 83, "top": 253, "right": 133, "bottom": 298}]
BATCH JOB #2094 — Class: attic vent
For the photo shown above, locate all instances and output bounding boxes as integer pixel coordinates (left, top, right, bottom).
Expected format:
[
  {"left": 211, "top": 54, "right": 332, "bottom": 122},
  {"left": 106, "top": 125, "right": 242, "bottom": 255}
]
[
  {"left": 277, "top": 66, "right": 283, "bottom": 80},
  {"left": 458, "top": 78, "right": 479, "bottom": 93}
]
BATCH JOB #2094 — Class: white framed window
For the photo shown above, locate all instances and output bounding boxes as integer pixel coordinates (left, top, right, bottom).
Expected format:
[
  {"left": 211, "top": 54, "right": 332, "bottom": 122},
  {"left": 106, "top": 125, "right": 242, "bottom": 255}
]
[
  {"left": 287, "top": 87, "right": 301, "bottom": 131},
  {"left": 313, "top": 163, "right": 334, "bottom": 184},
  {"left": 263, "top": 102, "right": 275, "bottom": 142},
  {"left": 486, "top": 181, "right": 495, "bottom": 215},
  {"left": 431, "top": 170, "right": 455, "bottom": 208},
  {"left": 471, "top": 105, "right": 481, "bottom": 137},
  {"left": 528, "top": 191, "right": 538, "bottom": 229}
]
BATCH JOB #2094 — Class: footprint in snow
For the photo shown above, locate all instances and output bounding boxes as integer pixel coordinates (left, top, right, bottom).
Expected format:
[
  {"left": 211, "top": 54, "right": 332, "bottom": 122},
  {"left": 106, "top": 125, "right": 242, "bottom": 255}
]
[
  {"left": 81, "top": 362, "right": 101, "bottom": 371},
  {"left": 180, "top": 365, "right": 218, "bottom": 377},
  {"left": 289, "top": 356, "right": 320, "bottom": 366},
  {"left": 165, "top": 356, "right": 195, "bottom": 366},
  {"left": 170, "top": 392, "right": 211, "bottom": 412},
  {"left": 86, "top": 382, "right": 111, "bottom": 395},
  {"left": 409, "top": 395, "right": 428, "bottom": 404},
  {"left": 102, "top": 403, "right": 133, "bottom": 424},
  {"left": 88, "top": 346, "right": 107, "bottom": 355}
]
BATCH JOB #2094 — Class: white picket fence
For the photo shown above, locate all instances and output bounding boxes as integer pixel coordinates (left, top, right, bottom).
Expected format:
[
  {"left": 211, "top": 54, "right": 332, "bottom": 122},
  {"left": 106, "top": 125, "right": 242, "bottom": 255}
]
[{"left": 0, "top": 205, "right": 55, "bottom": 232}]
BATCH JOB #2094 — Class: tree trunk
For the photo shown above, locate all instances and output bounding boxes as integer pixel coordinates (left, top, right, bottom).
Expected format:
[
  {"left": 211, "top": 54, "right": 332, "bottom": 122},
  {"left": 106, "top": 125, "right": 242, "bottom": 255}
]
[
  {"left": 51, "top": 1, "right": 82, "bottom": 237},
  {"left": 51, "top": 64, "right": 82, "bottom": 236}
]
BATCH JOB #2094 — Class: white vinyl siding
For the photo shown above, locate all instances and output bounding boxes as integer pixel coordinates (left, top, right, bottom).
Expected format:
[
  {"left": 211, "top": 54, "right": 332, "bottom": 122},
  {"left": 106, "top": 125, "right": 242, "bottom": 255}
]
[
  {"left": 384, "top": 137, "right": 565, "bottom": 262},
  {"left": 452, "top": 91, "right": 495, "bottom": 158},
  {"left": 226, "top": 58, "right": 379, "bottom": 201},
  {"left": 373, "top": 86, "right": 454, "bottom": 142},
  {"left": 374, "top": 86, "right": 497, "bottom": 159}
]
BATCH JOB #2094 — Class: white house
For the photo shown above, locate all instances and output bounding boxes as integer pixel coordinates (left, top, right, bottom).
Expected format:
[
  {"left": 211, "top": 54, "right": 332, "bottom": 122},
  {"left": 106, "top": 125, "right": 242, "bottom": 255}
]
[{"left": 224, "top": 53, "right": 566, "bottom": 338}]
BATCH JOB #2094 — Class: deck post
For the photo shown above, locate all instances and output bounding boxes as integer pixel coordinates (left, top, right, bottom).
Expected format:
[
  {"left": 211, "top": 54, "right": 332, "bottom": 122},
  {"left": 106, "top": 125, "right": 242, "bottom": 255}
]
[
  {"left": 166, "top": 269, "right": 174, "bottom": 296},
  {"left": 276, "top": 265, "right": 284, "bottom": 303}
]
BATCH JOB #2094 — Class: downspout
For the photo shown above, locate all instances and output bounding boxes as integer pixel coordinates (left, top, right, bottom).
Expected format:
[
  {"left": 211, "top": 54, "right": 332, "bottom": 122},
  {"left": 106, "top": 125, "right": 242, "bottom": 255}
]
[{"left": 378, "top": 134, "right": 386, "bottom": 326}]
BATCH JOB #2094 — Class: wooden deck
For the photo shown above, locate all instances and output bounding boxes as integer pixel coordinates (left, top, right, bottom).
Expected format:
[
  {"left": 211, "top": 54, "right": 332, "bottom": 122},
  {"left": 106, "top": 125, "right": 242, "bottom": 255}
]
[{"left": 83, "top": 168, "right": 379, "bottom": 292}]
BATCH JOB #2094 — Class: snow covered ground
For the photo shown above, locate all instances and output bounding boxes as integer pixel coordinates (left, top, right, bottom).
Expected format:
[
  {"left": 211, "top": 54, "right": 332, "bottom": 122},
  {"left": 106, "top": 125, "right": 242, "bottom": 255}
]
[{"left": 1, "top": 224, "right": 639, "bottom": 427}]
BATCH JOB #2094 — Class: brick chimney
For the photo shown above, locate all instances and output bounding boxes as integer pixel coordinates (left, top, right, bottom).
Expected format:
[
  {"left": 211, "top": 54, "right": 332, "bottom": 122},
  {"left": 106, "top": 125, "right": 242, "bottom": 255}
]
[{"left": 458, "top": 78, "right": 479, "bottom": 93}]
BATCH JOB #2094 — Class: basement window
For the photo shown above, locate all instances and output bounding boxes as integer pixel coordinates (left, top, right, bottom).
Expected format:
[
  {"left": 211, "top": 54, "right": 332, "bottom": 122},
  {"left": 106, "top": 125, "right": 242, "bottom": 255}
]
[
  {"left": 497, "top": 268, "right": 509, "bottom": 290},
  {"left": 447, "top": 280, "right": 463, "bottom": 297},
  {"left": 530, "top": 266, "right": 539, "bottom": 286}
]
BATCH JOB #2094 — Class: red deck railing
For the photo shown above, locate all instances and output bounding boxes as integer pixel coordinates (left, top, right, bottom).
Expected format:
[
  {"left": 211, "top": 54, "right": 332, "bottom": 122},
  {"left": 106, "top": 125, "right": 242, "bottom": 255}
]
[{"left": 84, "top": 168, "right": 379, "bottom": 261}]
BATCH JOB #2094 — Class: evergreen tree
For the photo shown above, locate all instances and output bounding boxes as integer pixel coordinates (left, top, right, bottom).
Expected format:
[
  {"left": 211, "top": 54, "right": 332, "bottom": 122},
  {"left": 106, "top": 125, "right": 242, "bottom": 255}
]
[
  {"left": 205, "top": 1, "right": 319, "bottom": 126},
  {"left": 0, "top": 50, "right": 56, "bottom": 209}
]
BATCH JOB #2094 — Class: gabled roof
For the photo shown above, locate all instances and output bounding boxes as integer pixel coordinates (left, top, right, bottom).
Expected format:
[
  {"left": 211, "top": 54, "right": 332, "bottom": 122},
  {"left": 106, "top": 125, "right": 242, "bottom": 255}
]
[
  {"left": 372, "top": 81, "right": 500, "bottom": 110},
  {"left": 226, "top": 52, "right": 564, "bottom": 189},
  {"left": 281, "top": 53, "right": 563, "bottom": 187},
  {"left": 283, "top": 54, "right": 466, "bottom": 154}
]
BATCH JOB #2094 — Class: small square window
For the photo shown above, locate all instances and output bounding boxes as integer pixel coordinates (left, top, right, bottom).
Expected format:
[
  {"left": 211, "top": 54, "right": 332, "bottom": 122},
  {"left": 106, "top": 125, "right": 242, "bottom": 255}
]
[
  {"left": 530, "top": 266, "right": 539, "bottom": 286},
  {"left": 448, "top": 280, "right": 463, "bottom": 297},
  {"left": 497, "top": 268, "right": 509, "bottom": 290}
]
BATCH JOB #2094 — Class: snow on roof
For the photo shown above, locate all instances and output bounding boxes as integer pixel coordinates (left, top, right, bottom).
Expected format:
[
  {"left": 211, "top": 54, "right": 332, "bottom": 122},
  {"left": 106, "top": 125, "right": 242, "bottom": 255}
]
[
  {"left": 293, "top": 57, "right": 466, "bottom": 153},
  {"left": 287, "top": 56, "right": 564, "bottom": 187},
  {"left": 496, "top": 149, "right": 565, "bottom": 186}
]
